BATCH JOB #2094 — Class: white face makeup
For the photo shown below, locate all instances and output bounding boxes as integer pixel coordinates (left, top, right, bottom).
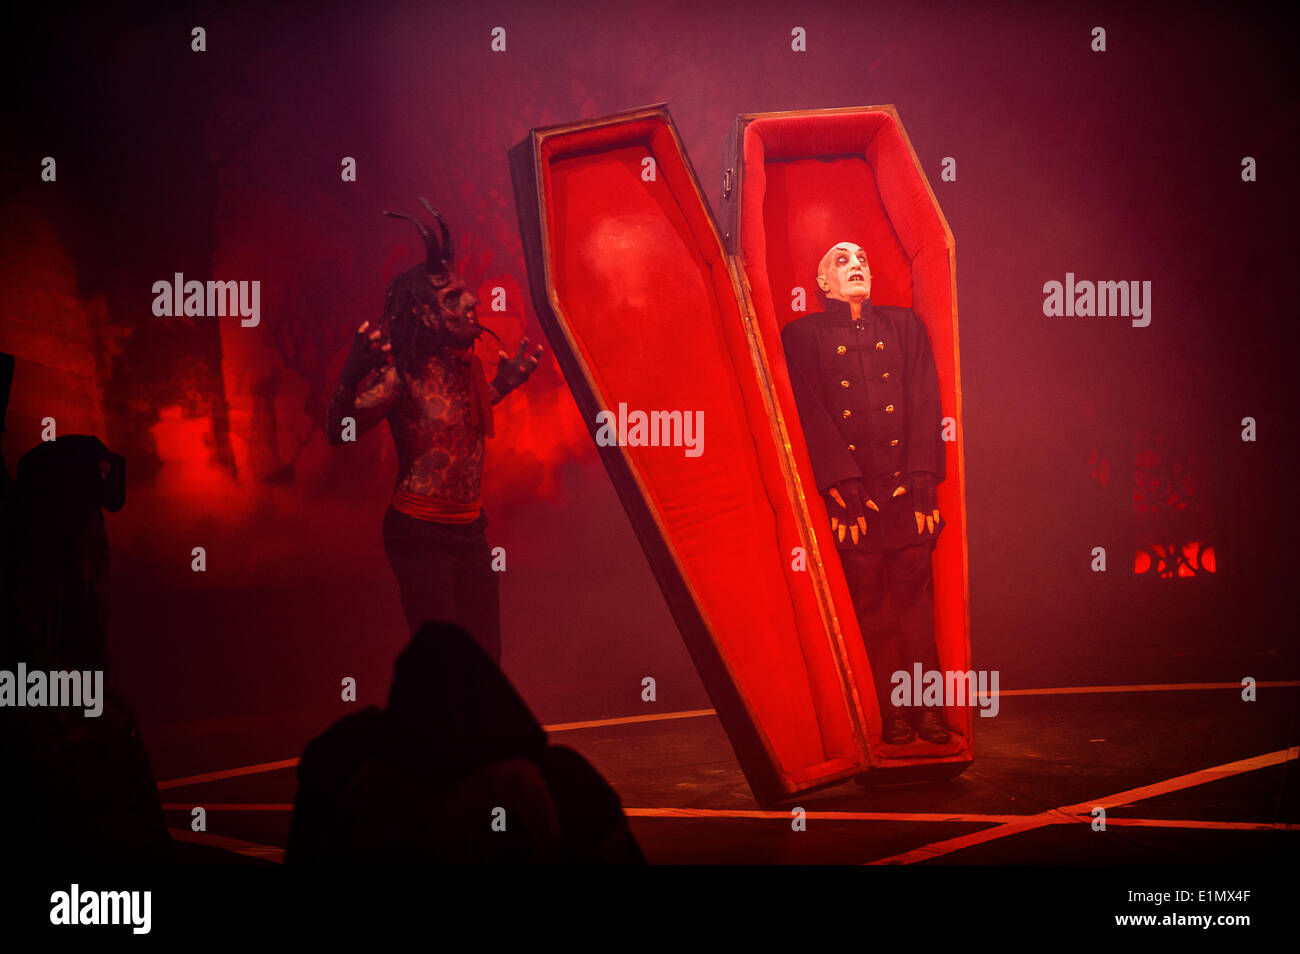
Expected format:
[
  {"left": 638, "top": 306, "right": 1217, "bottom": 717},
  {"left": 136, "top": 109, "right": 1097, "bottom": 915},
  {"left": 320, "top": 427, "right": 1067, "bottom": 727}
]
[{"left": 816, "top": 242, "right": 872, "bottom": 302}]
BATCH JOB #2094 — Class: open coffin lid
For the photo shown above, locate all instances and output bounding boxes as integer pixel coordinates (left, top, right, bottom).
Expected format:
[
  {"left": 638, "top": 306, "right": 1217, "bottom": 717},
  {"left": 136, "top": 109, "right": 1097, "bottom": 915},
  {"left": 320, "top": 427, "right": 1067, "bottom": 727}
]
[
  {"left": 509, "top": 104, "right": 971, "bottom": 806},
  {"left": 721, "top": 105, "right": 976, "bottom": 778}
]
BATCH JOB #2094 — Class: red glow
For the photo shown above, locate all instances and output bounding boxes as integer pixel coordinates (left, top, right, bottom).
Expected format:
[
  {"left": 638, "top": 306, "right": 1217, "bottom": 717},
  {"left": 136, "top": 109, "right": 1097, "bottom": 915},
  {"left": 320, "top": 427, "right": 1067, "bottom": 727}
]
[{"left": 1135, "top": 542, "right": 1215, "bottom": 578}]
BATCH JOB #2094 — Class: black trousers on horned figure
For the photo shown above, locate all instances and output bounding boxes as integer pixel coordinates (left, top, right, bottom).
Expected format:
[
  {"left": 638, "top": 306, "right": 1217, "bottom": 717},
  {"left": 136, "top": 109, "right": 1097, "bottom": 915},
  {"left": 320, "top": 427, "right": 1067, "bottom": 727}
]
[
  {"left": 381, "top": 507, "right": 502, "bottom": 663},
  {"left": 838, "top": 539, "right": 941, "bottom": 716}
]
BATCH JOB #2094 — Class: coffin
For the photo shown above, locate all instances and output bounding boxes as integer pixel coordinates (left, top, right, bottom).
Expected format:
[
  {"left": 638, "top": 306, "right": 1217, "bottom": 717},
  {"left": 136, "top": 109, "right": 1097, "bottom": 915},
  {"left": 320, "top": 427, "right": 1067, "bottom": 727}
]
[{"left": 509, "top": 104, "right": 972, "bottom": 806}]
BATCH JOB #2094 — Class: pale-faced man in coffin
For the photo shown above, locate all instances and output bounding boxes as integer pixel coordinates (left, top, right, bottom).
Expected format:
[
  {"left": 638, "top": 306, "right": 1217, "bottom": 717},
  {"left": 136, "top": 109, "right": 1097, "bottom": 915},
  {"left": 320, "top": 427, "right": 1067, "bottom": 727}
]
[{"left": 780, "top": 242, "right": 950, "bottom": 746}]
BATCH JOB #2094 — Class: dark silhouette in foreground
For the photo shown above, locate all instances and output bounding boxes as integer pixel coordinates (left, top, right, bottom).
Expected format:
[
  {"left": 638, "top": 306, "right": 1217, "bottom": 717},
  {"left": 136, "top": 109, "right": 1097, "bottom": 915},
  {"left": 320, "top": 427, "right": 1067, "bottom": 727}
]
[
  {"left": 1, "top": 354, "right": 170, "bottom": 862},
  {"left": 289, "top": 622, "right": 645, "bottom": 864}
]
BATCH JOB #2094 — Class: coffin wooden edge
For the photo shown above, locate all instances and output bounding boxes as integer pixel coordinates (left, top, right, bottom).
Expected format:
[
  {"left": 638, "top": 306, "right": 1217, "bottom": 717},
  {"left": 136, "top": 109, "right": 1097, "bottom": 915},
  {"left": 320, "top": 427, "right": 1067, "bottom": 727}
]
[
  {"left": 507, "top": 109, "right": 868, "bottom": 806},
  {"left": 720, "top": 104, "right": 976, "bottom": 779}
]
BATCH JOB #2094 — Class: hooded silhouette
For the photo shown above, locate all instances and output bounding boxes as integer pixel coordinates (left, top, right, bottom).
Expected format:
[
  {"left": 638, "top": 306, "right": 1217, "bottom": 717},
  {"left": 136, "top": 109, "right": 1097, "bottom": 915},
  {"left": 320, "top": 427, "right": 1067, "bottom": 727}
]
[
  {"left": 1, "top": 425, "right": 169, "bottom": 862},
  {"left": 11, "top": 434, "right": 124, "bottom": 670},
  {"left": 289, "top": 622, "right": 644, "bottom": 864}
]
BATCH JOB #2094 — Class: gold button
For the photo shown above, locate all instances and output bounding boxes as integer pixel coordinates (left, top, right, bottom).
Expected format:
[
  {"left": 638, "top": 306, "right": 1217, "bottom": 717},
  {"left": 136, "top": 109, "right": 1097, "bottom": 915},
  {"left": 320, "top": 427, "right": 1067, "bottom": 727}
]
[
  {"left": 885, "top": 404, "right": 895, "bottom": 414},
  {"left": 842, "top": 409, "right": 852, "bottom": 419},
  {"left": 875, "top": 341, "right": 885, "bottom": 351},
  {"left": 836, "top": 345, "right": 847, "bottom": 355},
  {"left": 839, "top": 379, "right": 850, "bottom": 389},
  {"left": 881, "top": 372, "right": 890, "bottom": 382},
  {"left": 889, "top": 439, "right": 900, "bottom": 447},
  {"left": 848, "top": 443, "right": 856, "bottom": 452},
  {"left": 891, "top": 470, "right": 901, "bottom": 480}
]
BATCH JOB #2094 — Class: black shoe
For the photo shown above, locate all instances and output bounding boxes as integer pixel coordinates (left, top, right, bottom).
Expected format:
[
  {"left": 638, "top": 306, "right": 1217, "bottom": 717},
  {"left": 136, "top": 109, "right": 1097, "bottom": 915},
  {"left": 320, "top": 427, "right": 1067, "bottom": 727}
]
[
  {"left": 915, "top": 709, "right": 951, "bottom": 744},
  {"left": 882, "top": 707, "right": 915, "bottom": 745}
]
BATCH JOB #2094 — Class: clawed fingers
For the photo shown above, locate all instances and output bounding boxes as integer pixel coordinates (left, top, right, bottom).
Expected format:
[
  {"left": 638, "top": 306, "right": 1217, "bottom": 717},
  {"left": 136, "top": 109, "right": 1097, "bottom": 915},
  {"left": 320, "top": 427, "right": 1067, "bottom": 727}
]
[
  {"left": 866, "top": 498, "right": 879, "bottom": 512},
  {"left": 837, "top": 522, "right": 846, "bottom": 543},
  {"left": 828, "top": 488, "right": 846, "bottom": 510},
  {"left": 915, "top": 511, "right": 925, "bottom": 534},
  {"left": 856, "top": 516, "right": 867, "bottom": 534},
  {"left": 850, "top": 525, "right": 859, "bottom": 545}
]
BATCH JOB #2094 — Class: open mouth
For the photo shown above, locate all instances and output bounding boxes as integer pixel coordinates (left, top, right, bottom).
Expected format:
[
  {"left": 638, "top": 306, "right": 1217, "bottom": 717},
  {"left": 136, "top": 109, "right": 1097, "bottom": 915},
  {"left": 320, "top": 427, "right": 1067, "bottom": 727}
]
[{"left": 848, "top": 273, "right": 865, "bottom": 283}]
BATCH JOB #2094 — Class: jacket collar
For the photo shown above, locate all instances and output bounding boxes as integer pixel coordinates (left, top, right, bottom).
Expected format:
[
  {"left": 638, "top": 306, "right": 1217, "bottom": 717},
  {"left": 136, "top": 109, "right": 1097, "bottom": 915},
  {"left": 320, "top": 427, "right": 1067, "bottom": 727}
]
[{"left": 820, "top": 296, "right": 873, "bottom": 323}]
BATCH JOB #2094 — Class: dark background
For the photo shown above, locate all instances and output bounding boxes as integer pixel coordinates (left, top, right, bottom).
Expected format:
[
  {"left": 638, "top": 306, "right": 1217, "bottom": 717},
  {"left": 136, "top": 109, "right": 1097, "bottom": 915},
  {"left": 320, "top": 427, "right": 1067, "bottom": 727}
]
[{"left": 2, "top": 0, "right": 1294, "bottom": 771}]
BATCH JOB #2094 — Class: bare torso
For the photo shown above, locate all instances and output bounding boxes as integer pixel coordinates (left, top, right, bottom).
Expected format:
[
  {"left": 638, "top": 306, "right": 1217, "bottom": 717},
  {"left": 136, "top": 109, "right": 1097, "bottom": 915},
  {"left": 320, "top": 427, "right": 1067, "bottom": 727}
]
[
  {"left": 332, "top": 354, "right": 486, "bottom": 503},
  {"left": 390, "top": 357, "right": 484, "bottom": 502}
]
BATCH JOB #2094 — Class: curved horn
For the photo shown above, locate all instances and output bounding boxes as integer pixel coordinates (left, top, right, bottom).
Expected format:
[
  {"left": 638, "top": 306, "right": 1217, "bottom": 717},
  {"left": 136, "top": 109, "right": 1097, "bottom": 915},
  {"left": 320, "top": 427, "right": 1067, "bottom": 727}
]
[
  {"left": 384, "top": 209, "right": 444, "bottom": 272},
  {"left": 418, "top": 197, "right": 454, "bottom": 266}
]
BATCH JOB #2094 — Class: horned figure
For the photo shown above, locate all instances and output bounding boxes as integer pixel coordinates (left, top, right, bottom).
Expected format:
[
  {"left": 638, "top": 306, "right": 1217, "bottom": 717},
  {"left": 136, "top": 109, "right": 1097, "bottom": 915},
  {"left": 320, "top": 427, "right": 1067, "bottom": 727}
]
[
  {"left": 380, "top": 198, "right": 499, "bottom": 354},
  {"left": 325, "top": 202, "right": 544, "bottom": 661}
]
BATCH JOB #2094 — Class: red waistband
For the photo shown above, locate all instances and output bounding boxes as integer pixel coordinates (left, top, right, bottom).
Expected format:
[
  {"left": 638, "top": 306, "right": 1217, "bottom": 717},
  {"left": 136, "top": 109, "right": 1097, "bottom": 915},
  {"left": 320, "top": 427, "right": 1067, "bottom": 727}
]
[{"left": 391, "top": 489, "right": 482, "bottom": 524}]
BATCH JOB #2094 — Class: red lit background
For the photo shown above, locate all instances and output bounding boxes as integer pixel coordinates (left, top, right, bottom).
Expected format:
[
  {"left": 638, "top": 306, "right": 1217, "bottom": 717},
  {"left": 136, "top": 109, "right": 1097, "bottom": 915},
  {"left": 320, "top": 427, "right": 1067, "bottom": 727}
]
[{"left": 1, "top": 1, "right": 1293, "bottom": 764}]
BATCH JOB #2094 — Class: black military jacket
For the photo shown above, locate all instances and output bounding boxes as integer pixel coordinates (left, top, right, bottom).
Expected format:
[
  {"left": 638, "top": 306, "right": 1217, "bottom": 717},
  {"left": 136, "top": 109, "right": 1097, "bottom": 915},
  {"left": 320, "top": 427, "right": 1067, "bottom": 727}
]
[{"left": 780, "top": 297, "right": 946, "bottom": 552}]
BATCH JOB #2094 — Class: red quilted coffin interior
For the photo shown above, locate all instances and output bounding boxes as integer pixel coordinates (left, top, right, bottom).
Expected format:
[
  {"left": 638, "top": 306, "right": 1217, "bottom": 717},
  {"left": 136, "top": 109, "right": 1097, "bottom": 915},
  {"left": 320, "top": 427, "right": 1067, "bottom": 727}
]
[
  {"left": 532, "top": 107, "right": 971, "bottom": 792},
  {"left": 538, "top": 118, "right": 866, "bottom": 787},
  {"left": 739, "top": 110, "right": 973, "bottom": 760}
]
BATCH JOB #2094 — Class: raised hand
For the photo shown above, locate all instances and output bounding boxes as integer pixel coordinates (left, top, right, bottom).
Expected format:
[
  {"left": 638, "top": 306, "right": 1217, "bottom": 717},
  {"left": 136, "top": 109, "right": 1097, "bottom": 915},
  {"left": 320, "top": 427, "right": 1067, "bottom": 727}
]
[
  {"left": 346, "top": 319, "right": 392, "bottom": 377},
  {"left": 492, "top": 336, "right": 544, "bottom": 395}
]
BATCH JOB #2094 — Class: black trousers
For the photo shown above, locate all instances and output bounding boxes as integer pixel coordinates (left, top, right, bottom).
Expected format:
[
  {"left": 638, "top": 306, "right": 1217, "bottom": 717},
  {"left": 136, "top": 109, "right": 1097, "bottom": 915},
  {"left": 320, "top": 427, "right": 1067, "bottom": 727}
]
[
  {"left": 838, "top": 540, "right": 941, "bottom": 715},
  {"left": 381, "top": 507, "right": 502, "bottom": 662}
]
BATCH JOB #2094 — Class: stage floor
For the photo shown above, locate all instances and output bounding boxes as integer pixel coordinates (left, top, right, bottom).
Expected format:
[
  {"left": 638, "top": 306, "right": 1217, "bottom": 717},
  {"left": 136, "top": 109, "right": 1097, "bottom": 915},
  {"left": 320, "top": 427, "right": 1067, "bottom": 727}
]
[{"left": 153, "top": 683, "right": 1298, "bottom": 864}]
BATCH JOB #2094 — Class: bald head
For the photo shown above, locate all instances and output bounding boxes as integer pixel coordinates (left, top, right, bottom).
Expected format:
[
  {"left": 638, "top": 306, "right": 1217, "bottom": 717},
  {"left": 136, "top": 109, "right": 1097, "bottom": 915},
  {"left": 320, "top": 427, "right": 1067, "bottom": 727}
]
[{"left": 816, "top": 242, "right": 872, "bottom": 303}]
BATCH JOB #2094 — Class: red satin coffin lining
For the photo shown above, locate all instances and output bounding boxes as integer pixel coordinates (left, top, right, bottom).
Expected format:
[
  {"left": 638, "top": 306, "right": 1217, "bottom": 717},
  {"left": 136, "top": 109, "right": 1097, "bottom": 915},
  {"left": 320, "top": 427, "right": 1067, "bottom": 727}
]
[
  {"left": 741, "top": 112, "right": 969, "bottom": 755},
  {"left": 540, "top": 120, "right": 860, "bottom": 781}
]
